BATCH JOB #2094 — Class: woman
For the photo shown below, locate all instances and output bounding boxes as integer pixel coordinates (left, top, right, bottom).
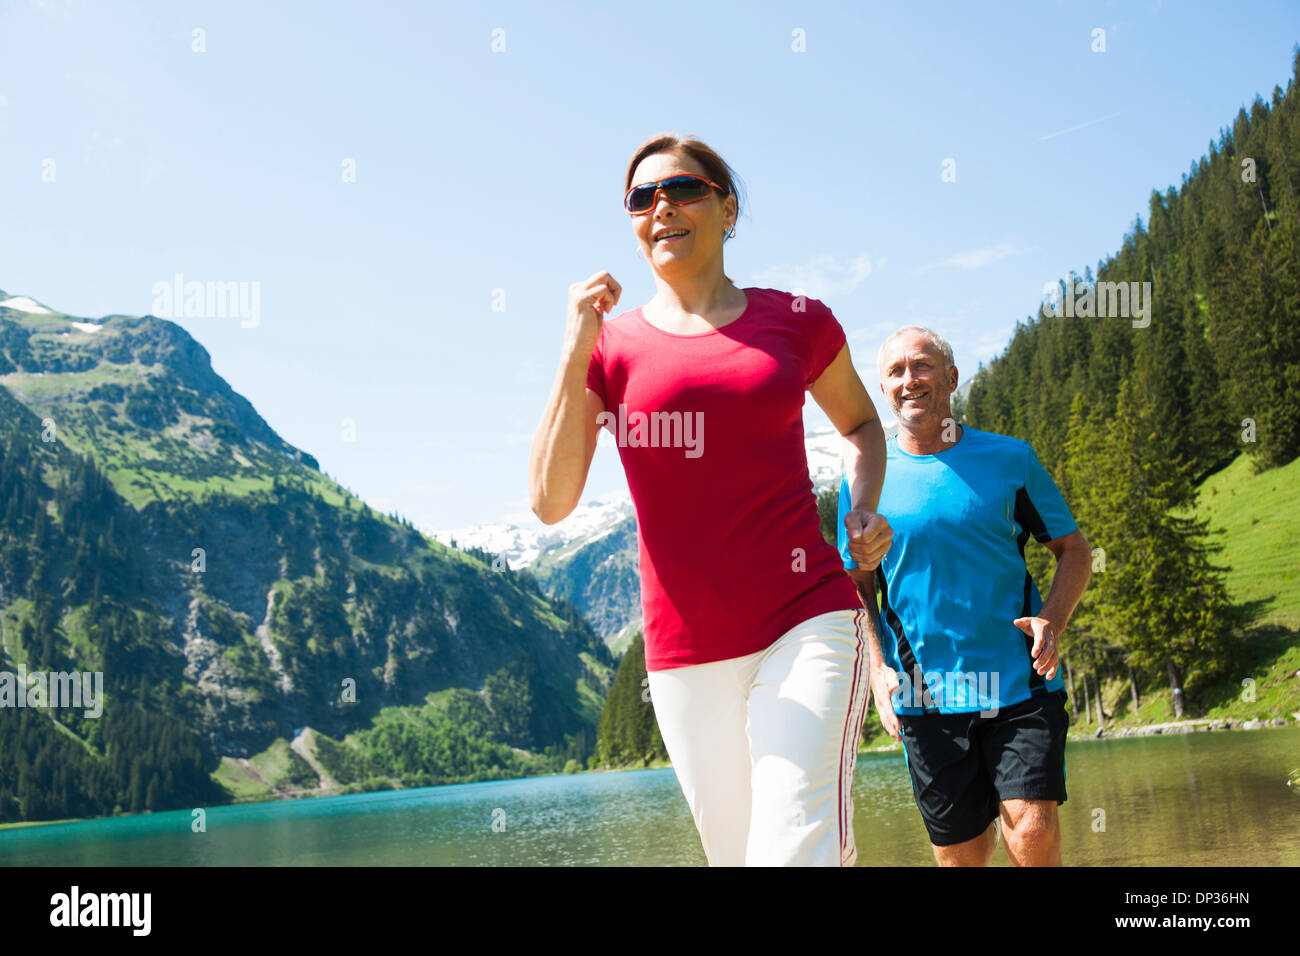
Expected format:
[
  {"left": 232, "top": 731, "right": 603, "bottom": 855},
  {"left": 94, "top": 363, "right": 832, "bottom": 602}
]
[{"left": 528, "top": 133, "right": 891, "bottom": 866}]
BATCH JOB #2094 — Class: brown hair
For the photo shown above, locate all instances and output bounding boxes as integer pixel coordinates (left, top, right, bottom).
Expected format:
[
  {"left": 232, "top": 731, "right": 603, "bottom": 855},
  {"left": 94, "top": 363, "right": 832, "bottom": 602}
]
[{"left": 624, "top": 133, "right": 747, "bottom": 242}]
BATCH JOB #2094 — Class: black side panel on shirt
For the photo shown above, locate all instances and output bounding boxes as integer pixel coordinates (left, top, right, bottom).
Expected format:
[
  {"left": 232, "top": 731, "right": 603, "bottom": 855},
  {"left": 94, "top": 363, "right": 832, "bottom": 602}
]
[
  {"left": 877, "top": 566, "right": 935, "bottom": 710},
  {"left": 1014, "top": 487, "right": 1048, "bottom": 696}
]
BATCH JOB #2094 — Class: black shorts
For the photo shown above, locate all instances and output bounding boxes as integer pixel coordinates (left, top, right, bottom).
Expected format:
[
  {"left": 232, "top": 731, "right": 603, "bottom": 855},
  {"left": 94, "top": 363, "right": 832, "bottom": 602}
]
[{"left": 898, "top": 690, "right": 1069, "bottom": 847}]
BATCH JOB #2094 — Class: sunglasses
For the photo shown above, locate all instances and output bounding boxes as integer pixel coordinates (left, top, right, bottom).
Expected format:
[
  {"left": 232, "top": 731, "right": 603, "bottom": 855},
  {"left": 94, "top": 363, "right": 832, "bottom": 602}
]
[{"left": 624, "top": 174, "right": 727, "bottom": 215}]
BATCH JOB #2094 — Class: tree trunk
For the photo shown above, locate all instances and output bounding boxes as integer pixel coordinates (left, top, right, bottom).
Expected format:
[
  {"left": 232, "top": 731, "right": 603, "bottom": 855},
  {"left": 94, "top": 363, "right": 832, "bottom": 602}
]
[
  {"left": 1083, "top": 671, "right": 1092, "bottom": 724},
  {"left": 1128, "top": 664, "right": 1140, "bottom": 722},
  {"left": 1093, "top": 674, "right": 1106, "bottom": 730},
  {"left": 1167, "top": 659, "right": 1185, "bottom": 719},
  {"left": 1065, "top": 656, "right": 1079, "bottom": 719}
]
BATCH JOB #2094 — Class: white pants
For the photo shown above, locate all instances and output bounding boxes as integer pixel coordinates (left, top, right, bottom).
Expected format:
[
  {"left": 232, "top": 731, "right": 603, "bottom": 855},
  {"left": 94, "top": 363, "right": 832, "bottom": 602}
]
[{"left": 645, "top": 608, "right": 869, "bottom": 866}]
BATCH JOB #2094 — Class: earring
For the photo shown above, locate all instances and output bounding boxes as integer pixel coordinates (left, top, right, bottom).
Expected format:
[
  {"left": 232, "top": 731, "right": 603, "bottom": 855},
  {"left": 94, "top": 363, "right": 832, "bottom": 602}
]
[{"left": 724, "top": 224, "right": 736, "bottom": 239}]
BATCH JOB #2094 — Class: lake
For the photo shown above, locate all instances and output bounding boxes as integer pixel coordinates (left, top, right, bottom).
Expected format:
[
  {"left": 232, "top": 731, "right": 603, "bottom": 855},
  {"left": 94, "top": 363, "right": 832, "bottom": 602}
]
[{"left": 2, "top": 727, "right": 1297, "bottom": 866}]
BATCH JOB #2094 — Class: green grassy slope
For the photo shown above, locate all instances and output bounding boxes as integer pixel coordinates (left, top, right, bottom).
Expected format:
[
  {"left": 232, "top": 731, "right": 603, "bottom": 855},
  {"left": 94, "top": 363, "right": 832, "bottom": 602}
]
[{"left": 1194, "top": 453, "right": 1300, "bottom": 630}]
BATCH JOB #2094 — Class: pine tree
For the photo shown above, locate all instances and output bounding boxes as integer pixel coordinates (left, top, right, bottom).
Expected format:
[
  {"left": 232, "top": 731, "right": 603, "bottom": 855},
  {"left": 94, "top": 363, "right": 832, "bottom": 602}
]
[
  {"left": 1069, "top": 383, "right": 1236, "bottom": 717},
  {"left": 593, "top": 631, "right": 668, "bottom": 767}
]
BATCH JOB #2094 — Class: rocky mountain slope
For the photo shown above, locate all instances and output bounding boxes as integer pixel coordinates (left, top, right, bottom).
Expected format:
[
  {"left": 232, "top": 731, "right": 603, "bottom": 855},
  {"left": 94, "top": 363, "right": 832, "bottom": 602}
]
[{"left": 0, "top": 290, "right": 613, "bottom": 823}]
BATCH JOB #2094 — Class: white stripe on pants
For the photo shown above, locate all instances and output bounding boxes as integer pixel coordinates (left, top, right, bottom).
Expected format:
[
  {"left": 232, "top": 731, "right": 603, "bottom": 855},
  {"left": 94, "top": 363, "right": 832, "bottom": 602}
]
[{"left": 645, "top": 607, "right": 869, "bottom": 866}]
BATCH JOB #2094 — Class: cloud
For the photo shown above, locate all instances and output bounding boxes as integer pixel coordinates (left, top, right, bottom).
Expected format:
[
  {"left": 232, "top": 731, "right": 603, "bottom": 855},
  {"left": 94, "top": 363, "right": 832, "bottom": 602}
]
[
  {"left": 749, "top": 252, "right": 884, "bottom": 300},
  {"left": 854, "top": 308, "right": 976, "bottom": 373},
  {"left": 969, "top": 330, "right": 1010, "bottom": 364},
  {"left": 140, "top": 151, "right": 165, "bottom": 187},
  {"left": 80, "top": 128, "right": 123, "bottom": 168},
  {"left": 911, "top": 243, "right": 1017, "bottom": 277},
  {"left": 1039, "top": 110, "right": 1125, "bottom": 142},
  {"left": 393, "top": 481, "right": 454, "bottom": 495},
  {"left": 847, "top": 320, "right": 900, "bottom": 346},
  {"left": 31, "top": 0, "right": 75, "bottom": 19},
  {"left": 514, "top": 355, "right": 545, "bottom": 386},
  {"left": 62, "top": 69, "right": 127, "bottom": 100},
  {"left": 890, "top": 308, "right": 971, "bottom": 341},
  {"left": 498, "top": 497, "right": 544, "bottom": 526}
]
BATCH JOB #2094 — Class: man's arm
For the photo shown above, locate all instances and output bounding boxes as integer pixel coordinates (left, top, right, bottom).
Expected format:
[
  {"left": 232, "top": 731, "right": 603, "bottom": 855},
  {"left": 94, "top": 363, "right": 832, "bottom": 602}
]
[
  {"left": 847, "top": 567, "right": 901, "bottom": 740},
  {"left": 1014, "top": 529, "right": 1092, "bottom": 680},
  {"left": 1040, "top": 529, "right": 1092, "bottom": 635}
]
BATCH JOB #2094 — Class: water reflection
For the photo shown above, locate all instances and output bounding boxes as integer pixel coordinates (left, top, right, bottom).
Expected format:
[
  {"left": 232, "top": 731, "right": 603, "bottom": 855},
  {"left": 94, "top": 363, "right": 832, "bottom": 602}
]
[{"left": 0, "top": 728, "right": 1295, "bottom": 866}]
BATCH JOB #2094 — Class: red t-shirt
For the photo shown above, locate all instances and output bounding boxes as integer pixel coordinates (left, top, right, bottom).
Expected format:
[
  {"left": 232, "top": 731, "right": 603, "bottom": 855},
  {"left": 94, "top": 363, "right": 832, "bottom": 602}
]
[{"left": 585, "top": 286, "right": 861, "bottom": 670}]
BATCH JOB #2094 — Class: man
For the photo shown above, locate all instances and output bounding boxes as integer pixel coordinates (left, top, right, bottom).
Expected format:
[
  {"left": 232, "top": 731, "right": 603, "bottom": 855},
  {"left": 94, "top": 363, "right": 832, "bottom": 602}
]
[{"left": 837, "top": 326, "right": 1092, "bottom": 866}]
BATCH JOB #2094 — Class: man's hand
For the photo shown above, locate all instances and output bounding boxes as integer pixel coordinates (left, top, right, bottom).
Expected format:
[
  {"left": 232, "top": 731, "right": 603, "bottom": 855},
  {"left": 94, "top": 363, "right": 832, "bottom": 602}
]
[
  {"left": 844, "top": 509, "right": 892, "bottom": 571},
  {"left": 1013, "top": 616, "right": 1060, "bottom": 680},
  {"left": 870, "top": 663, "right": 901, "bottom": 741}
]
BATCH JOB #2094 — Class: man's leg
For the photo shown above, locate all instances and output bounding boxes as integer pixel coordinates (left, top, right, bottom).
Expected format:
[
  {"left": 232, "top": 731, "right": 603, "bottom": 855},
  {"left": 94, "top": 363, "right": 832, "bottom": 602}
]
[
  {"left": 897, "top": 709, "right": 1001, "bottom": 865},
  {"left": 980, "top": 691, "right": 1070, "bottom": 867},
  {"left": 931, "top": 818, "right": 998, "bottom": 866},
  {"left": 999, "top": 799, "right": 1061, "bottom": 866}
]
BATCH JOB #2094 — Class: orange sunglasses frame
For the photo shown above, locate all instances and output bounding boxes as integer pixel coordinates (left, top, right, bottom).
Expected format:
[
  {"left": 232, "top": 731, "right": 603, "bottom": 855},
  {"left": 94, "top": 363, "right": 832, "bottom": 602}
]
[{"left": 624, "top": 174, "right": 727, "bottom": 215}]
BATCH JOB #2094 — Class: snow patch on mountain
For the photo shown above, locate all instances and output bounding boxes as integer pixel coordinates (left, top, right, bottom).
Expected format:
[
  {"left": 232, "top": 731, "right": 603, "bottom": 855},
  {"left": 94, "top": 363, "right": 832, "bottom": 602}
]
[
  {"left": 805, "top": 425, "right": 848, "bottom": 490},
  {"left": 806, "top": 421, "right": 902, "bottom": 489},
  {"left": 0, "top": 295, "right": 54, "bottom": 314},
  {"left": 429, "top": 491, "right": 635, "bottom": 570}
]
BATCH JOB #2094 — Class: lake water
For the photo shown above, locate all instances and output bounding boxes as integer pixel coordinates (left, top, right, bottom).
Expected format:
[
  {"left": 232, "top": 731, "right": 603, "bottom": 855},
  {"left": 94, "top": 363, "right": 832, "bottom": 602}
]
[{"left": 2, "top": 727, "right": 1297, "bottom": 866}]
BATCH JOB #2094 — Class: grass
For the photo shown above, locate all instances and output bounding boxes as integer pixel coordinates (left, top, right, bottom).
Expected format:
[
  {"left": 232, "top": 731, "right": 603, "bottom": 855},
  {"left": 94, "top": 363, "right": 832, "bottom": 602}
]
[
  {"left": 1192, "top": 452, "right": 1300, "bottom": 630},
  {"left": 1065, "top": 623, "right": 1300, "bottom": 732},
  {"left": 208, "top": 737, "right": 320, "bottom": 800},
  {"left": 249, "top": 738, "right": 315, "bottom": 790},
  {"left": 4, "top": 352, "right": 358, "bottom": 513},
  {"left": 212, "top": 756, "right": 272, "bottom": 800},
  {"left": 0, "top": 816, "right": 85, "bottom": 831},
  {"left": 0, "top": 598, "right": 34, "bottom": 667},
  {"left": 0, "top": 361, "right": 151, "bottom": 401}
]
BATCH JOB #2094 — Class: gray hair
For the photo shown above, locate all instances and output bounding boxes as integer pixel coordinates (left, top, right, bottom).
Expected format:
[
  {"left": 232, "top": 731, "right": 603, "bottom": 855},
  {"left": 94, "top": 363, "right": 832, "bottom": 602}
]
[{"left": 877, "top": 326, "right": 955, "bottom": 372}]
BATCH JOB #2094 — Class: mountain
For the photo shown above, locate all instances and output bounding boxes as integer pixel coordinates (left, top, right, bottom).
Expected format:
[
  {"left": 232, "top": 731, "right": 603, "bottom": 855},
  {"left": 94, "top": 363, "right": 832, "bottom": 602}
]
[
  {"left": 0, "top": 290, "right": 614, "bottom": 824},
  {"left": 431, "top": 491, "right": 634, "bottom": 570},
  {"left": 529, "top": 513, "right": 641, "bottom": 654},
  {"left": 0, "top": 293, "right": 319, "bottom": 507}
]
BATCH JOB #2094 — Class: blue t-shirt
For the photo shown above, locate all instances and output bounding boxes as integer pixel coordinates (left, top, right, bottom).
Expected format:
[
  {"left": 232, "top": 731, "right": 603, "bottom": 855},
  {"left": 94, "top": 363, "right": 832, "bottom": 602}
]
[{"left": 837, "top": 425, "right": 1077, "bottom": 715}]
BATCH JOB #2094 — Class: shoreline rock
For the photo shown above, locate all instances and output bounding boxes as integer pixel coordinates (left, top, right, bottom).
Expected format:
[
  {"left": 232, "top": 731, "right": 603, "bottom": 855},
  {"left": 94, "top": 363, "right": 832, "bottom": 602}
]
[
  {"left": 862, "top": 714, "right": 1298, "bottom": 751},
  {"left": 1068, "top": 715, "right": 1296, "bottom": 740}
]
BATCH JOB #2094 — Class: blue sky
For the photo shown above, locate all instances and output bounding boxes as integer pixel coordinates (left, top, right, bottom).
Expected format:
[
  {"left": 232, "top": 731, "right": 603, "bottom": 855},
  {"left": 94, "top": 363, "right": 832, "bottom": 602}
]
[{"left": 1, "top": 0, "right": 1296, "bottom": 531}]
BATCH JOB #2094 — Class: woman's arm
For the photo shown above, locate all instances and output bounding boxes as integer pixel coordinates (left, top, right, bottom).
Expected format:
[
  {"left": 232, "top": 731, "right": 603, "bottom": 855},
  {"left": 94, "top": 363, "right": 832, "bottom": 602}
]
[
  {"left": 528, "top": 273, "right": 620, "bottom": 525},
  {"left": 808, "top": 344, "right": 892, "bottom": 569}
]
